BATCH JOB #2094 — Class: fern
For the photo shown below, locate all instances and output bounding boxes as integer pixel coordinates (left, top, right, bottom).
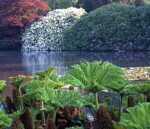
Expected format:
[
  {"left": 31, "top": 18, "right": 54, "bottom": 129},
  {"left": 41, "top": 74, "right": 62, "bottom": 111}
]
[
  {"left": 64, "top": 61, "right": 128, "bottom": 93},
  {"left": 120, "top": 103, "right": 150, "bottom": 129}
]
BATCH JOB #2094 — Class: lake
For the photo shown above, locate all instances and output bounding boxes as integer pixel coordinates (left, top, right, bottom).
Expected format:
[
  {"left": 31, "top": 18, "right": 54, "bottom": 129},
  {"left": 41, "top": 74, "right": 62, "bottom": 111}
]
[{"left": 1, "top": 51, "right": 150, "bottom": 80}]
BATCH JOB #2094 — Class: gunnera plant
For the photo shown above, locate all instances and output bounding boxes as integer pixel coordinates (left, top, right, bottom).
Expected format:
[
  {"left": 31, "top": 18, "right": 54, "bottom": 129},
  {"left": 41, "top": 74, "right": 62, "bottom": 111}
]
[
  {"left": 64, "top": 61, "right": 127, "bottom": 93},
  {"left": 119, "top": 103, "right": 150, "bottom": 129},
  {"left": 22, "top": 7, "right": 86, "bottom": 51}
]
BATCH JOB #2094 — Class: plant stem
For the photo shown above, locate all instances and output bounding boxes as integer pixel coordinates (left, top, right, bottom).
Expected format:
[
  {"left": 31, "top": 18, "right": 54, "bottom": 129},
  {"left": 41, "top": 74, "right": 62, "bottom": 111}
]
[
  {"left": 96, "top": 93, "right": 99, "bottom": 109},
  {"left": 52, "top": 108, "right": 59, "bottom": 123},
  {"left": 41, "top": 101, "right": 46, "bottom": 128}
]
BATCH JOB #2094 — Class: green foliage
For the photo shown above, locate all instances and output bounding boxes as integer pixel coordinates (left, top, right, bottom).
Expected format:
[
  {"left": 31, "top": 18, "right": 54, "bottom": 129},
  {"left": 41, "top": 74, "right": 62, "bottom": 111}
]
[
  {"left": 121, "top": 82, "right": 150, "bottom": 95},
  {"left": 47, "top": 0, "right": 78, "bottom": 9},
  {"left": 78, "top": 0, "right": 111, "bottom": 12},
  {"left": 64, "top": 61, "right": 127, "bottom": 92},
  {"left": 120, "top": 103, "right": 150, "bottom": 129},
  {"left": 78, "top": 0, "right": 93, "bottom": 11},
  {"left": 63, "top": 3, "right": 150, "bottom": 51},
  {"left": 0, "top": 110, "right": 12, "bottom": 128},
  {"left": 0, "top": 80, "right": 6, "bottom": 93},
  {"left": 34, "top": 67, "right": 65, "bottom": 88},
  {"left": 65, "top": 126, "right": 84, "bottom": 129},
  {"left": 24, "top": 79, "right": 64, "bottom": 102},
  {"left": 46, "top": 90, "right": 90, "bottom": 111},
  {"left": 11, "top": 75, "right": 32, "bottom": 89},
  {"left": 34, "top": 67, "right": 56, "bottom": 80},
  {"left": 25, "top": 81, "right": 91, "bottom": 111}
]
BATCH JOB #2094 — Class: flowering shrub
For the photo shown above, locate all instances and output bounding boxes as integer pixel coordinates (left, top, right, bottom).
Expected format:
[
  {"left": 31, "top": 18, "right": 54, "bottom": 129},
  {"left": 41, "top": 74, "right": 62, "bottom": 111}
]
[
  {"left": 0, "top": 0, "right": 49, "bottom": 27},
  {"left": 22, "top": 7, "right": 86, "bottom": 51}
]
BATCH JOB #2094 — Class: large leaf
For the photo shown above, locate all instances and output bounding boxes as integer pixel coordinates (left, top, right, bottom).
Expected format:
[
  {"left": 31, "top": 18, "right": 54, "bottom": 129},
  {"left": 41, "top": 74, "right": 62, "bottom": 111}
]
[
  {"left": 24, "top": 80, "right": 92, "bottom": 111},
  {"left": 64, "top": 61, "right": 127, "bottom": 92},
  {"left": 120, "top": 103, "right": 150, "bottom": 129},
  {"left": 46, "top": 90, "right": 91, "bottom": 110}
]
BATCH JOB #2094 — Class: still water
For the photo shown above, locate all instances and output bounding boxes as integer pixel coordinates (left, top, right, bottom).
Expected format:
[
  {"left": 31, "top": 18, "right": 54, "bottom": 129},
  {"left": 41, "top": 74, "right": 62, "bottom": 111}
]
[{"left": 0, "top": 51, "right": 150, "bottom": 80}]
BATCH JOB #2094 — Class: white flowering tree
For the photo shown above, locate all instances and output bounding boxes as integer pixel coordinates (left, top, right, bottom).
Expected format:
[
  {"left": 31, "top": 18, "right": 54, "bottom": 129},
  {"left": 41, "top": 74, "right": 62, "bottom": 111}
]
[{"left": 22, "top": 7, "right": 86, "bottom": 51}]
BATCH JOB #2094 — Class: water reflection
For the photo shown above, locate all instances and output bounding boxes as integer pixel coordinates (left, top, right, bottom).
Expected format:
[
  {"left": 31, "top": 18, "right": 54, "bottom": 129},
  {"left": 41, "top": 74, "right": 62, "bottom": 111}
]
[
  {"left": 0, "top": 51, "right": 150, "bottom": 79},
  {"left": 22, "top": 51, "right": 68, "bottom": 75},
  {"left": 22, "top": 51, "right": 150, "bottom": 75}
]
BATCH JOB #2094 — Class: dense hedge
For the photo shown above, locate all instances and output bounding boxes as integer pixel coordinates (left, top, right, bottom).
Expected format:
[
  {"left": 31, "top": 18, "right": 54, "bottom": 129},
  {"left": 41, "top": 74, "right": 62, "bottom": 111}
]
[{"left": 63, "top": 4, "right": 150, "bottom": 51}]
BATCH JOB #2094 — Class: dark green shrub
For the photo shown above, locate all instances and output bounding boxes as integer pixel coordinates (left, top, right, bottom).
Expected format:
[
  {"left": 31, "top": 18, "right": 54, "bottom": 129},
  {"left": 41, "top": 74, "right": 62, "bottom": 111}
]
[
  {"left": 46, "top": 0, "right": 78, "bottom": 9},
  {"left": 63, "top": 3, "right": 150, "bottom": 51},
  {"left": 77, "top": 0, "right": 111, "bottom": 12}
]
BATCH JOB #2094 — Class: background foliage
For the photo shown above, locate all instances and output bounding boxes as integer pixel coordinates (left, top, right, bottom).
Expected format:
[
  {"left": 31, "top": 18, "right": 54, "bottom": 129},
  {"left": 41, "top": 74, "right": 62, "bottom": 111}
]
[
  {"left": 63, "top": 3, "right": 150, "bottom": 51},
  {"left": 0, "top": 0, "right": 49, "bottom": 27}
]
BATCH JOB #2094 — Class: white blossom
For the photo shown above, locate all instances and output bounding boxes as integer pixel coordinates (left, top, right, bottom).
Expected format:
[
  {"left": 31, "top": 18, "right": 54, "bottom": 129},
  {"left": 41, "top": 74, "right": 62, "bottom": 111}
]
[{"left": 22, "top": 7, "right": 86, "bottom": 51}]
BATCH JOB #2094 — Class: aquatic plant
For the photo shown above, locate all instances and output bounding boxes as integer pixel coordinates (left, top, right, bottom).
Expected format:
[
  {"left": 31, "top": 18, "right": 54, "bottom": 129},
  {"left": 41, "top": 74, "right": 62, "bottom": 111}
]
[
  {"left": 0, "top": 0, "right": 49, "bottom": 27},
  {"left": 64, "top": 61, "right": 127, "bottom": 93},
  {"left": 22, "top": 7, "right": 86, "bottom": 51},
  {"left": 120, "top": 103, "right": 150, "bottom": 129}
]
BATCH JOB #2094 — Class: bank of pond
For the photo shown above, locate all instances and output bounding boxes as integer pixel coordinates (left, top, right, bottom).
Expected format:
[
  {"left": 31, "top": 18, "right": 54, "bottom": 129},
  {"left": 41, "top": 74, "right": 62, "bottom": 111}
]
[
  {"left": 1, "top": 2, "right": 150, "bottom": 51},
  {"left": 0, "top": 61, "right": 150, "bottom": 129}
]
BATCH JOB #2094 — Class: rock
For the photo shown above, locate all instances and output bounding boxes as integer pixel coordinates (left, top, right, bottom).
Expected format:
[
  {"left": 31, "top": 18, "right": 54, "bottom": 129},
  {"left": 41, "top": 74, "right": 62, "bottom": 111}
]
[{"left": 124, "top": 67, "right": 150, "bottom": 80}]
